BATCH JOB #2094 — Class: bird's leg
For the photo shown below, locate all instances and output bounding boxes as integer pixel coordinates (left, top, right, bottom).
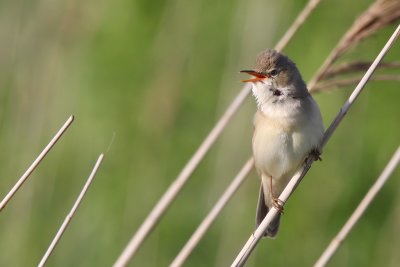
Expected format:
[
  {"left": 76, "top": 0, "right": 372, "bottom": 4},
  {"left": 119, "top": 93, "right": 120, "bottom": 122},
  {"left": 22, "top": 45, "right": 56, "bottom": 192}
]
[{"left": 269, "top": 176, "right": 284, "bottom": 214}]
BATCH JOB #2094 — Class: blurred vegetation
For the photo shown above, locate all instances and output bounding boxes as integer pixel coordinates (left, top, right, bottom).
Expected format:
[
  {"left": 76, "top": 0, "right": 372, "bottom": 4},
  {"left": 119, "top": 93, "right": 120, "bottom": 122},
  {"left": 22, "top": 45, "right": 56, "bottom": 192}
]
[{"left": 0, "top": 0, "right": 399, "bottom": 266}]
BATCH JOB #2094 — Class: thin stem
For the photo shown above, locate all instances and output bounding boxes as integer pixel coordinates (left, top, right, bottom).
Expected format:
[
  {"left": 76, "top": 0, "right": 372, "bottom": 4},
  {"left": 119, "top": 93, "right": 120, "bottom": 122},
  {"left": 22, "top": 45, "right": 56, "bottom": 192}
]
[
  {"left": 308, "top": 39, "right": 346, "bottom": 91},
  {"left": 311, "top": 74, "right": 400, "bottom": 93},
  {"left": 231, "top": 23, "right": 400, "bottom": 267},
  {"left": 314, "top": 146, "right": 400, "bottom": 267},
  {"left": 275, "top": 0, "right": 321, "bottom": 52},
  {"left": 170, "top": 158, "right": 254, "bottom": 267},
  {"left": 113, "top": 0, "right": 322, "bottom": 265},
  {"left": 322, "top": 61, "right": 400, "bottom": 80},
  {"left": 38, "top": 154, "right": 104, "bottom": 267},
  {"left": 0, "top": 115, "right": 74, "bottom": 212}
]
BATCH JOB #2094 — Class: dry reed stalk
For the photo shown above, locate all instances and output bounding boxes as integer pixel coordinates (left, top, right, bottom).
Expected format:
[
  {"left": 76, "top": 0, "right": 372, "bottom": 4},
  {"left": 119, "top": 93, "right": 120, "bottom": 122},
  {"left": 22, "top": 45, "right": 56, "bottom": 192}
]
[
  {"left": 322, "top": 61, "right": 400, "bottom": 79},
  {"left": 112, "top": 1, "right": 322, "bottom": 266},
  {"left": 170, "top": 158, "right": 254, "bottom": 267},
  {"left": 309, "top": 0, "right": 400, "bottom": 92},
  {"left": 38, "top": 154, "right": 104, "bottom": 267},
  {"left": 274, "top": 0, "right": 321, "bottom": 52},
  {"left": 0, "top": 115, "right": 74, "bottom": 212},
  {"left": 314, "top": 146, "right": 400, "bottom": 267},
  {"left": 231, "top": 24, "right": 400, "bottom": 267},
  {"left": 312, "top": 74, "right": 400, "bottom": 92}
]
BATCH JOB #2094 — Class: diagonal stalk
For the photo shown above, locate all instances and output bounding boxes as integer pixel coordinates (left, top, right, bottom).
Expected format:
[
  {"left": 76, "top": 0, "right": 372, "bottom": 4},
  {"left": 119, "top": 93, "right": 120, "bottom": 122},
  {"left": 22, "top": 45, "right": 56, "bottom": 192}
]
[
  {"left": 38, "top": 154, "right": 104, "bottom": 267},
  {"left": 314, "top": 146, "right": 400, "bottom": 267},
  {"left": 170, "top": 158, "right": 254, "bottom": 267},
  {"left": 0, "top": 115, "right": 74, "bottom": 212}
]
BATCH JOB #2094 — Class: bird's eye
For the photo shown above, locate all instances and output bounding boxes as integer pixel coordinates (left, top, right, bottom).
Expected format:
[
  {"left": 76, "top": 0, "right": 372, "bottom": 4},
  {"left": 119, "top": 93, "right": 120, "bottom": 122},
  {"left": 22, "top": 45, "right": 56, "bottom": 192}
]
[{"left": 269, "top": 69, "right": 278, "bottom": 76}]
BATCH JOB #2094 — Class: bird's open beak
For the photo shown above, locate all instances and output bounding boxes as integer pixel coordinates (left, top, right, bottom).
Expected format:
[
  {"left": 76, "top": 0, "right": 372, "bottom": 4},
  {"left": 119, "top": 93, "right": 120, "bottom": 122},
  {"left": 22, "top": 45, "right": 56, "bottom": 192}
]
[{"left": 240, "top": 70, "right": 267, "bottom": 83}]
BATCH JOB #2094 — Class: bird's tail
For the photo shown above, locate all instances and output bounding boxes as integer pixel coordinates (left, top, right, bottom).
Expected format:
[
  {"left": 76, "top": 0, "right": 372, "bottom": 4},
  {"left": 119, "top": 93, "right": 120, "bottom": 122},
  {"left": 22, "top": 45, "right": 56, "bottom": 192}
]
[{"left": 256, "top": 183, "right": 281, "bottom": 238}]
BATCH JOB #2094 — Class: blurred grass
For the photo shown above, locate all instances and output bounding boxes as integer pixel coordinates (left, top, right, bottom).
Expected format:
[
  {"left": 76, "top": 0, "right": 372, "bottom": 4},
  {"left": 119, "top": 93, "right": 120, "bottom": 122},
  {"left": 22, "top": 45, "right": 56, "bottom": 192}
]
[{"left": 0, "top": 0, "right": 399, "bottom": 266}]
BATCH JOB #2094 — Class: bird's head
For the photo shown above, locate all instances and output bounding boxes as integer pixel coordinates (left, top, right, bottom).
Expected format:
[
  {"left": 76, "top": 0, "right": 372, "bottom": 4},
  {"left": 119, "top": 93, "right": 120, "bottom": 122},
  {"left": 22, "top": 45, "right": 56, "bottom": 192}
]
[{"left": 241, "top": 49, "right": 309, "bottom": 109}]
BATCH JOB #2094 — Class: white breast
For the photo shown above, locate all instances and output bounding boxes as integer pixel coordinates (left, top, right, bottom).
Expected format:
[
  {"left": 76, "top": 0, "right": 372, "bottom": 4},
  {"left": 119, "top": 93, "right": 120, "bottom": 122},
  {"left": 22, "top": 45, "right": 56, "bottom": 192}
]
[{"left": 252, "top": 98, "right": 324, "bottom": 182}]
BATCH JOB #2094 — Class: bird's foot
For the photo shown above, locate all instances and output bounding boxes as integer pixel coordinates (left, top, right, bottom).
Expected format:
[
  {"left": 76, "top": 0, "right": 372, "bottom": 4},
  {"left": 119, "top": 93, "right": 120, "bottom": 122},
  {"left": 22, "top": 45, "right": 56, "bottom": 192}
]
[
  {"left": 309, "top": 148, "right": 322, "bottom": 161},
  {"left": 269, "top": 175, "right": 284, "bottom": 214},
  {"left": 272, "top": 198, "right": 285, "bottom": 214}
]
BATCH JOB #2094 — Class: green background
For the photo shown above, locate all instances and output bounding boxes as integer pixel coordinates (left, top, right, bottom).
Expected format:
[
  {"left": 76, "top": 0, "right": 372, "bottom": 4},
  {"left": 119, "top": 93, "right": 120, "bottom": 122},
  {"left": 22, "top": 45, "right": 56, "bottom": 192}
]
[{"left": 0, "top": 0, "right": 399, "bottom": 266}]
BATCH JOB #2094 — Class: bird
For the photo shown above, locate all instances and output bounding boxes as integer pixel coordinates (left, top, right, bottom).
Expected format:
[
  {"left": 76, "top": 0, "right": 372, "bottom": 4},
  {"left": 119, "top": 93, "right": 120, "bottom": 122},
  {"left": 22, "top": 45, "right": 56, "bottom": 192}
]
[{"left": 240, "top": 49, "right": 324, "bottom": 238}]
